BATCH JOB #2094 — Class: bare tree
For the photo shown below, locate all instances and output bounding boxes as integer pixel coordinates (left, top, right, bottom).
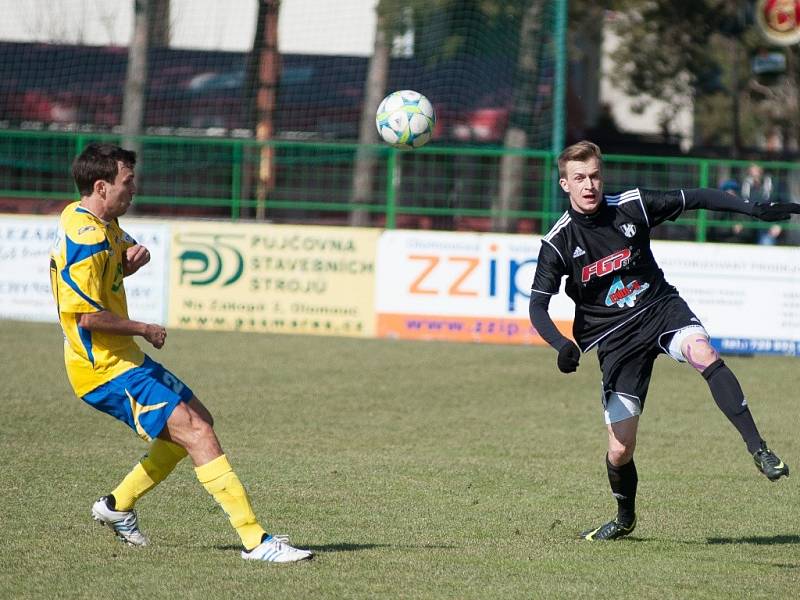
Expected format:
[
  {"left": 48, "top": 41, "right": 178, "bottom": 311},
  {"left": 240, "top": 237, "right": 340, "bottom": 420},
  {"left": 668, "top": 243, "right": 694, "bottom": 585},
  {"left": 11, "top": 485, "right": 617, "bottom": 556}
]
[
  {"left": 121, "top": 0, "right": 169, "bottom": 150},
  {"left": 148, "top": 0, "right": 170, "bottom": 47},
  {"left": 245, "top": 0, "right": 281, "bottom": 221},
  {"left": 492, "top": 0, "right": 546, "bottom": 232},
  {"left": 121, "top": 0, "right": 151, "bottom": 175},
  {"left": 350, "top": 8, "right": 390, "bottom": 227}
]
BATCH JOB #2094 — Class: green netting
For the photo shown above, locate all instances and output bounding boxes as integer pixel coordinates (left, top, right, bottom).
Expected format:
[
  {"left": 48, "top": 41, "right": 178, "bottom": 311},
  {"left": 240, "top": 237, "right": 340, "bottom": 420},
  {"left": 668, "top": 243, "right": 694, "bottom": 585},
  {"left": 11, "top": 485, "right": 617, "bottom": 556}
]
[
  {"left": 0, "top": 1, "right": 564, "bottom": 150},
  {"left": 2, "top": 130, "right": 799, "bottom": 245}
]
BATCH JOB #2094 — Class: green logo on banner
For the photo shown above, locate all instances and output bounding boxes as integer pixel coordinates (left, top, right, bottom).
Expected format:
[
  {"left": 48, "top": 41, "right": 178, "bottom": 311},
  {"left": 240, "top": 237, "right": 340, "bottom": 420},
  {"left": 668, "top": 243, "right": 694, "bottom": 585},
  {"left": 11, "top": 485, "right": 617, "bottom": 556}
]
[{"left": 176, "top": 234, "right": 244, "bottom": 286}]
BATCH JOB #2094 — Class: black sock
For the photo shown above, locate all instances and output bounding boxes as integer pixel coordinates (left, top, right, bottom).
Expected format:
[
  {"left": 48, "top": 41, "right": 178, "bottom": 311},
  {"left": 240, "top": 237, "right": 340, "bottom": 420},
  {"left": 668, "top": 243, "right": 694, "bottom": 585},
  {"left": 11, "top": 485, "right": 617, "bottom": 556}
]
[
  {"left": 702, "top": 359, "right": 763, "bottom": 454},
  {"left": 606, "top": 455, "right": 637, "bottom": 526}
]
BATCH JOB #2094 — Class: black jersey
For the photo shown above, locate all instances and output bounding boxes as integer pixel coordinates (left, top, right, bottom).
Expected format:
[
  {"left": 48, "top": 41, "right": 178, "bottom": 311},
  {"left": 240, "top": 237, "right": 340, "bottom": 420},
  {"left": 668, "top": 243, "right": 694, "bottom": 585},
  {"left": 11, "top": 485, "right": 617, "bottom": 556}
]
[{"left": 531, "top": 188, "right": 688, "bottom": 351}]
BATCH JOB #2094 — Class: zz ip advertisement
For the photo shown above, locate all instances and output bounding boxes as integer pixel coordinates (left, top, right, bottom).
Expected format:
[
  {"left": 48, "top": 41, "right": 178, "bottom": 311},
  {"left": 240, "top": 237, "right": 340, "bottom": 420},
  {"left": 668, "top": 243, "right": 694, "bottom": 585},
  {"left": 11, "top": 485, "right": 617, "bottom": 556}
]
[{"left": 374, "top": 230, "right": 574, "bottom": 345}]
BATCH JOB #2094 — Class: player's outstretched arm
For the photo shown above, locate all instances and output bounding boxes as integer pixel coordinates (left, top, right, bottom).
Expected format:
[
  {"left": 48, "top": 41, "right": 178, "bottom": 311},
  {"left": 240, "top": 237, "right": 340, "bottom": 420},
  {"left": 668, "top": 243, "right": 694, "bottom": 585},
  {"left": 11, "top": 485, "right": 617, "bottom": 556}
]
[
  {"left": 77, "top": 310, "right": 167, "bottom": 349},
  {"left": 683, "top": 188, "right": 800, "bottom": 221},
  {"left": 122, "top": 244, "right": 151, "bottom": 276}
]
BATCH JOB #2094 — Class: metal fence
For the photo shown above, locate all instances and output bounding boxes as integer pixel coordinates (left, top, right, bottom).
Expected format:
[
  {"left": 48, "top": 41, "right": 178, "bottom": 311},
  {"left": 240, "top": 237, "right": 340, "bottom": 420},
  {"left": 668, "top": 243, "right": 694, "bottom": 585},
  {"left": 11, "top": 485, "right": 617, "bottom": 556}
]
[{"left": 1, "top": 129, "right": 798, "bottom": 244}]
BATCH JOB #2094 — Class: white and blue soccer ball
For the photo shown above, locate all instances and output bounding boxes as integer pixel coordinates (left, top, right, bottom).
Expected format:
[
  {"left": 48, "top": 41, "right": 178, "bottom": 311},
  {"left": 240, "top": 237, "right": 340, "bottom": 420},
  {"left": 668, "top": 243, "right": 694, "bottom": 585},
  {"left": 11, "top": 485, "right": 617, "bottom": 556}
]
[{"left": 375, "top": 90, "right": 436, "bottom": 149}]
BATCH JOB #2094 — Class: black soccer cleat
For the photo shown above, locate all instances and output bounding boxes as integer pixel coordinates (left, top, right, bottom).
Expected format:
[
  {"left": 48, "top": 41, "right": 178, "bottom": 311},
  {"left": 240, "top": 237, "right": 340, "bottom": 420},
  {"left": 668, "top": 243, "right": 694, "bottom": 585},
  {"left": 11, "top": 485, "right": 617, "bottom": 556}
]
[
  {"left": 579, "top": 516, "right": 637, "bottom": 541},
  {"left": 753, "top": 445, "right": 789, "bottom": 481}
]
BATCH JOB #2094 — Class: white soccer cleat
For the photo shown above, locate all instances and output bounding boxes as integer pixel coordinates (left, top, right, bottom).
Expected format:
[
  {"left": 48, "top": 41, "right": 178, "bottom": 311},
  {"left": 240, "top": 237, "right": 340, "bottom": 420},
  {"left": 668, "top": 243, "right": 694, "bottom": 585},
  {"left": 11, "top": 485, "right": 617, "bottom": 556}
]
[
  {"left": 241, "top": 535, "right": 313, "bottom": 563},
  {"left": 91, "top": 496, "right": 148, "bottom": 547}
]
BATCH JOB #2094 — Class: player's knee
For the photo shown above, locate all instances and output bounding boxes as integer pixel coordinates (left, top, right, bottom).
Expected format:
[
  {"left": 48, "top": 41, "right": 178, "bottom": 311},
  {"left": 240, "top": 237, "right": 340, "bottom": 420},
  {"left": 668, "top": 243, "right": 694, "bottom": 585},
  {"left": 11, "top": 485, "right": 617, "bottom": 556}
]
[
  {"left": 192, "top": 417, "right": 216, "bottom": 442},
  {"left": 608, "top": 444, "right": 634, "bottom": 465},
  {"left": 683, "top": 338, "right": 718, "bottom": 369},
  {"left": 695, "top": 344, "right": 719, "bottom": 366},
  {"left": 608, "top": 429, "right": 636, "bottom": 464},
  {"left": 179, "top": 415, "right": 216, "bottom": 450}
]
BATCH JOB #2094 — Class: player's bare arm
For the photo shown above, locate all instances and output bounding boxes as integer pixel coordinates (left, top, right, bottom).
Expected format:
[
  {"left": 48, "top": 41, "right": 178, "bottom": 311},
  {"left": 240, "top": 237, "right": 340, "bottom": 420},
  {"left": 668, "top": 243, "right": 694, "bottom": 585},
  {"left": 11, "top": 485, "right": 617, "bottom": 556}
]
[
  {"left": 122, "top": 244, "right": 150, "bottom": 276},
  {"left": 77, "top": 311, "right": 166, "bottom": 349}
]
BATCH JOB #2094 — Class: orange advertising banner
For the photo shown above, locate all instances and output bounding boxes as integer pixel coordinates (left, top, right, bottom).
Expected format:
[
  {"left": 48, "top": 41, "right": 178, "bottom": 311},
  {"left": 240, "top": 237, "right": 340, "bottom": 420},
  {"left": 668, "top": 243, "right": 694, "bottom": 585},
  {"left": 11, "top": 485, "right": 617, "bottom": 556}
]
[
  {"left": 377, "top": 313, "right": 573, "bottom": 346},
  {"left": 374, "top": 230, "right": 576, "bottom": 346}
]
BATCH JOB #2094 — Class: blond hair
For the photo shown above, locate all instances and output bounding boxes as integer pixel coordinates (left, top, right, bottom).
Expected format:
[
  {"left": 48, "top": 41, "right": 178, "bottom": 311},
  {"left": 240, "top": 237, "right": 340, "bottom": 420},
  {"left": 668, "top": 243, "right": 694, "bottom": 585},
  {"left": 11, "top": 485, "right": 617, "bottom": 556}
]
[{"left": 557, "top": 140, "right": 602, "bottom": 178}]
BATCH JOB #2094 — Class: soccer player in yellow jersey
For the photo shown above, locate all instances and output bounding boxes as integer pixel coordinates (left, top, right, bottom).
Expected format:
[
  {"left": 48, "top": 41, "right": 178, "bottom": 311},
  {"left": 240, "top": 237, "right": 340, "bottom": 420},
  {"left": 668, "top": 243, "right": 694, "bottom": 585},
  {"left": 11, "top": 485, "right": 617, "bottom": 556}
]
[{"left": 49, "top": 143, "right": 312, "bottom": 563}]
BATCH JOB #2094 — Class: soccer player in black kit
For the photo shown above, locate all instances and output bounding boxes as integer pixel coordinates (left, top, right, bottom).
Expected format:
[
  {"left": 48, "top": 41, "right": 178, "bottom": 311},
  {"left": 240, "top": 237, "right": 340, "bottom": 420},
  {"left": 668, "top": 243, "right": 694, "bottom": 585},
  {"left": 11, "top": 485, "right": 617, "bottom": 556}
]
[{"left": 530, "top": 141, "right": 796, "bottom": 541}]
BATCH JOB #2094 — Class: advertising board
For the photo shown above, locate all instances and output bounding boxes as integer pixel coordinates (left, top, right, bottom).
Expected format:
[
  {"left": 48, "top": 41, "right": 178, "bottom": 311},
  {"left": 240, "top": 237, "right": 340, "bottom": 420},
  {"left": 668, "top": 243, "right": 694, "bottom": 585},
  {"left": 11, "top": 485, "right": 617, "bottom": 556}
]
[
  {"left": 374, "top": 230, "right": 573, "bottom": 345},
  {"left": 0, "top": 215, "right": 169, "bottom": 324},
  {"left": 654, "top": 241, "right": 800, "bottom": 355},
  {"left": 168, "top": 221, "right": 379, "bottom": 337}
]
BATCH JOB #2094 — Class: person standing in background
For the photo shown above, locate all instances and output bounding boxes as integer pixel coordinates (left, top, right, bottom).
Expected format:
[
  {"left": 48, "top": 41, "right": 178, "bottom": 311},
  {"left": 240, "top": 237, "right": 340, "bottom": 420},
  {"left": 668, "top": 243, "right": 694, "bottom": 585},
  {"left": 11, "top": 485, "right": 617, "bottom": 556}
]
[{"left": 741, "top": 164, "right": 783, "bottom": 245}]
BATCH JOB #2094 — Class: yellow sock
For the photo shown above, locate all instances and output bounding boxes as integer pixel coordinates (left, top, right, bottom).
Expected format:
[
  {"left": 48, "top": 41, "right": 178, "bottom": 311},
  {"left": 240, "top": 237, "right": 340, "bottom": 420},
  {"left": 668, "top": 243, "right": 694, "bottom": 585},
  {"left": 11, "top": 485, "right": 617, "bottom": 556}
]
[
  {"left": 195, "top": 455, "right": 266, "bottom": 550},
  {"left": 111, "top": 439, "right": 188, "bottom": 511}
]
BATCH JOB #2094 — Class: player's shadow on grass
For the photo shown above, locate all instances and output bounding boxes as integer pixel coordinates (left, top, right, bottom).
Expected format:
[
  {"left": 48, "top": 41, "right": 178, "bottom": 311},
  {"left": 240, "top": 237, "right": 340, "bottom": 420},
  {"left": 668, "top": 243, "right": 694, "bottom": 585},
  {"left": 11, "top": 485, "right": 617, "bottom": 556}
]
[
  {"left": 301, "top": 542, "right": 457, "bottom": 553},
  {"left": 304, "top": 543, "right": 389, "bottom": 553},
  {"left": 214, "top": 542, "right": 392, "bottom": 553},
  {"left": 706, "top": 535, "right": 800, "bottom": 545}
]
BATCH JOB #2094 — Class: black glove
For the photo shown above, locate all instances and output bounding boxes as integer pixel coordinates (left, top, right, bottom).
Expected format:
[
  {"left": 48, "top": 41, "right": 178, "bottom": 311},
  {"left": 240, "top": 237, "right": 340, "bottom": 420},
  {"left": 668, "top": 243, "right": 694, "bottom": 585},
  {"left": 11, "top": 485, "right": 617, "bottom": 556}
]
[
  {"left": 751, "top": 201, "right": 800, "bottom": 222},
  {"left": 557, "top": 340, "right": 581, "bottom": 373}
]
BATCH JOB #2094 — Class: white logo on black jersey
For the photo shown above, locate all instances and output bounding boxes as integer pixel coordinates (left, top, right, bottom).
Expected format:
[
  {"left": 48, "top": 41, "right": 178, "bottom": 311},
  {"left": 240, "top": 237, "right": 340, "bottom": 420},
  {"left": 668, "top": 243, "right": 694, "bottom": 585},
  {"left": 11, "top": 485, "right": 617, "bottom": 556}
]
[
  {"left": 572, "top": 246, "right": 586, "bottom": 258},
  {"left": 620, "top": 223, "right": 637, "bottom": 238}
]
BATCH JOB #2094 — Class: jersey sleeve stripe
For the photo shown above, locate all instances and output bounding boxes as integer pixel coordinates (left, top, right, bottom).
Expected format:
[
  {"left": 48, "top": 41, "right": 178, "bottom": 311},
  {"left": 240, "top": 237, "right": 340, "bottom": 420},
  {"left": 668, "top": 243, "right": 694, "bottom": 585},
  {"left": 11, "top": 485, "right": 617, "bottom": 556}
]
[
  {"left": 62, "top": 236, "right": 108, "bottom": 312},
  {"left": 531, "top": 288, "right": 554, "bottom": 295},
  {"left": 65, "top": 236, "right": 109, "bottom": 266},
  {"left": 608, "top": 189, "right": 649, "bottom": 226},
  {"left": 606, "top": 189, "right": 640, "bottom": 205},
  {"left": 61, "top": 266, "right": 105, "bottom": 311},
  {"left": 543, "top": 238, "right": 566, "bottom": 266},
  {"left": 543, "top": 211, "right": 570, "bottom": 241},
  {"left": 667, "top": 189, "right": 687, "bottom": 220},
  {"left": 77, "top": 324, "right": 95, "bottom": 365},
  {"left": 634, "top": 188, "right": 650, "bottom": 227},
  {"left": 542, "top": 212, "right": 570, "bottom": 267}
]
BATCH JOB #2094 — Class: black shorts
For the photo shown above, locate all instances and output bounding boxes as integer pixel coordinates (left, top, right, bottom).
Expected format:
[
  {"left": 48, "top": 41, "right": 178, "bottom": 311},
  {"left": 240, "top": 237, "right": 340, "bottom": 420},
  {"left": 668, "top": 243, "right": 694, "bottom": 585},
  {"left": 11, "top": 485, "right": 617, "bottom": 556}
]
[{"left": 596, "top": 295, "right": 704, "bottom": 414}]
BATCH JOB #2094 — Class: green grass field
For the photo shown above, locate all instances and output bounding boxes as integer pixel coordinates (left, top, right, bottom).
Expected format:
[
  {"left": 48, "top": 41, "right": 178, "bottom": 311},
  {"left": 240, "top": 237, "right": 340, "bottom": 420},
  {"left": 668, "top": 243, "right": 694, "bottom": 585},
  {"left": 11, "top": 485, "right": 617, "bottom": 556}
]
[{"left": 1, "top": 320, "right": 798, "bottom": 599}]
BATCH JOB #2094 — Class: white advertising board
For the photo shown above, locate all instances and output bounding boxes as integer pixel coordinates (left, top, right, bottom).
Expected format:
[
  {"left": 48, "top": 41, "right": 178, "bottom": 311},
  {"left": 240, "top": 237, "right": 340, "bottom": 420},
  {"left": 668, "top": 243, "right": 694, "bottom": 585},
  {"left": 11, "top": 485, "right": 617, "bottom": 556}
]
[
  {"left": 3, "top": 216, "right": 799, "bottom": 356},
  {"left": 374, "top": 229, "right": 800, "bottom": 354},
  {"left": 0, "top": 215, "right": 170, "bottom": 324},
  {"left": 374, "top": 230, "right": 573, "bottom": 345},
  {"left": 0, "top": 216, "right": 59, "bottom": 322},
  {"left": 653, "top": 241, "right": 800, "bottom": 355},
  {"left": 120, "top": 220, "right": 171, "bottom": 324}
]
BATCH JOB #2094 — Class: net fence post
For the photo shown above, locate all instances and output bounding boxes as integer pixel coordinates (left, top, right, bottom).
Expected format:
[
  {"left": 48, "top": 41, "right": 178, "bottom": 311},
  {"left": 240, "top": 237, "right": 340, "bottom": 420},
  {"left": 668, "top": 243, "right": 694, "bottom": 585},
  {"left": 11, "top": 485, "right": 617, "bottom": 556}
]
[{"left": 385, "top": 146, "right": 399, "bottom": 230}]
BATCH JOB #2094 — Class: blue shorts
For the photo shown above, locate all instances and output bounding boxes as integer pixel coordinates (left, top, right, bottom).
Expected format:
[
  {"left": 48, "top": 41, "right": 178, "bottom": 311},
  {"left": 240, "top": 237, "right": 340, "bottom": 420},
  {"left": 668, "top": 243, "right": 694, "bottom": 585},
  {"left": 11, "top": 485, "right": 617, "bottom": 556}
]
[{"left": 82, "top": 355, "right": 194, "bottom": 442}]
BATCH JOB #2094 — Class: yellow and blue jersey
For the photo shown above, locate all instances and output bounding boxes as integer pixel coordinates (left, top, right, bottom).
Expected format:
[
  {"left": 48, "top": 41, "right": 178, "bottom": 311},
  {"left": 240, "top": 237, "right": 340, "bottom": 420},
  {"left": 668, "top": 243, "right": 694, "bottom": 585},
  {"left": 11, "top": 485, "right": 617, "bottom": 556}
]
[{"left": 49, "top": 202, "right": 145, "bottom": 397}]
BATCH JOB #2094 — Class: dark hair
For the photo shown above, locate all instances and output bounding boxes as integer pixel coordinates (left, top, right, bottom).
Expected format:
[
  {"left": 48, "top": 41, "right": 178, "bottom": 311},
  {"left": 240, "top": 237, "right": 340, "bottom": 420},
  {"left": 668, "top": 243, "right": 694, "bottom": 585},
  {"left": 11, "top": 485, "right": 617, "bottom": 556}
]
[
  {"left": 72, "top": 143, "right": 137, "bottom": 196},
  {"left": 557, "top": 140, "right": 602, "bottom": 178}
]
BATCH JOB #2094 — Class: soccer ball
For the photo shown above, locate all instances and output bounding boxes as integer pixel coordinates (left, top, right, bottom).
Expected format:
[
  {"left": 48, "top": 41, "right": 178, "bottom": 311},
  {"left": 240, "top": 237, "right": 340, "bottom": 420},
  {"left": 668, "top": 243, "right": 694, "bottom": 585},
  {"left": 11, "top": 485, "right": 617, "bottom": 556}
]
[{"left": 375, "top": 90, "right": 435, "bottom": 149}]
